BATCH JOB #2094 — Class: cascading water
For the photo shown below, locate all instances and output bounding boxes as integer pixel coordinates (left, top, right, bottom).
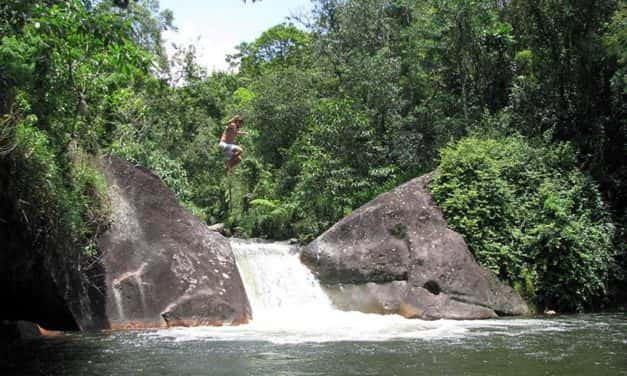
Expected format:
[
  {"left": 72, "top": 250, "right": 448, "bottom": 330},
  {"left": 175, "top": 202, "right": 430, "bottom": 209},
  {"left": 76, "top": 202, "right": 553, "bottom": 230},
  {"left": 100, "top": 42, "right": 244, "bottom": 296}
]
[
  {"left": 206, "top": 239, "right": 473, "bottom": 342},
  {"left": 230, "top": 238, "right": 335, "bottom": 320},
  {"left": 150, "top": 239, "right": 552, "bottom": 344}
]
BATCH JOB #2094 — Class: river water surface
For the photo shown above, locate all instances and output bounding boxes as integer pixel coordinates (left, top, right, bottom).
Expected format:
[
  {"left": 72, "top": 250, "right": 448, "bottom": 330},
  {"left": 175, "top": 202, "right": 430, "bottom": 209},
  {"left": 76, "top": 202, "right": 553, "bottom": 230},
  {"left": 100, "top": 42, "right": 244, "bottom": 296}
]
[{"left": 2, "top": 240, "right": 626, "bottom": 375}]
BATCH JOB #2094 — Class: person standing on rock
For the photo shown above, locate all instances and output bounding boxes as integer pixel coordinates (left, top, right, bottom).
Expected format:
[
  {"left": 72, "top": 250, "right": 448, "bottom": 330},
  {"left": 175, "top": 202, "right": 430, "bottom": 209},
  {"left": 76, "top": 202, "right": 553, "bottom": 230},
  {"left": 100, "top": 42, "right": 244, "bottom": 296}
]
[{"left": 219, "top": 115, "right": 248, "bottom": 172}]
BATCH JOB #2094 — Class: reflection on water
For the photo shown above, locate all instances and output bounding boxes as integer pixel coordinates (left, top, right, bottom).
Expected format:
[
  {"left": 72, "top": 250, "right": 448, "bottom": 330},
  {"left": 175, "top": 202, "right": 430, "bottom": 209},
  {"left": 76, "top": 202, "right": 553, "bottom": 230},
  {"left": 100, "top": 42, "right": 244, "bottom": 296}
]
[{"left": 1, "top": 314, "right": 626, "bottom": 376}]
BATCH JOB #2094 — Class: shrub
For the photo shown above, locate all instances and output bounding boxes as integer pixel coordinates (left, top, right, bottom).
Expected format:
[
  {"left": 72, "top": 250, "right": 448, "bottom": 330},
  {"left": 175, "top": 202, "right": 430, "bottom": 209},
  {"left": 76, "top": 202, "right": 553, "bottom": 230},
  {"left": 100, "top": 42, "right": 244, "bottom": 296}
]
[
  {"left": 236, "top": 198, "right": 294, "bottom": 239},
  {"left": 431, "top": 136, "right": 615, "bottom": 311},
  {"left": 9, "top": 118, "right": 108, "bottom": 260}
]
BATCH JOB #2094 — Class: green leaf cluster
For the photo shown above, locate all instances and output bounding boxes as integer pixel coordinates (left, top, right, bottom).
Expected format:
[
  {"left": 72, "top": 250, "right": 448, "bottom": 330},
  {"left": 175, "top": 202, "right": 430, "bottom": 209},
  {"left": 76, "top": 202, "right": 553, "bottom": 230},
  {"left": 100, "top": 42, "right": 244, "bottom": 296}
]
[
  {"left": 432, "top": 136, "right": 615, "bottom": 311},
  {"left": 0, "top": 0, "right": 155, "bottom": 265}
]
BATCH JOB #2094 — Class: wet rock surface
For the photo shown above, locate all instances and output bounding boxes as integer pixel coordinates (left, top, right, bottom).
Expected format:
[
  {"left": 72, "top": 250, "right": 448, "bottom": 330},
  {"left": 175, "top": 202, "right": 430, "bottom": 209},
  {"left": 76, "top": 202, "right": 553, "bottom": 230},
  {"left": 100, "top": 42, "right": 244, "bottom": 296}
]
[
  {"left": 302, "top": 173, "right": 529, "bottom": 320},
  {"left": 98, "top": 156, "right": 251, "bottom": 328}
]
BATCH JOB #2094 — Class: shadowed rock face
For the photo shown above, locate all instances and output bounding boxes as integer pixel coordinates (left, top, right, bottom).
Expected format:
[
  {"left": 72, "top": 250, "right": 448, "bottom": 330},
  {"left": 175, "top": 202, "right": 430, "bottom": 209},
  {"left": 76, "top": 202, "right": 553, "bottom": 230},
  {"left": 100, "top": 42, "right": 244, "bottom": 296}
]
[
  {"left": 302, "top": 173, "right": 529, "bottom": 320},
  {"left": 0, "top": 169, "right": 106, "bottom": 332},
  {"left": 98, "top": 157, "right": 251, "bottom": 329}
]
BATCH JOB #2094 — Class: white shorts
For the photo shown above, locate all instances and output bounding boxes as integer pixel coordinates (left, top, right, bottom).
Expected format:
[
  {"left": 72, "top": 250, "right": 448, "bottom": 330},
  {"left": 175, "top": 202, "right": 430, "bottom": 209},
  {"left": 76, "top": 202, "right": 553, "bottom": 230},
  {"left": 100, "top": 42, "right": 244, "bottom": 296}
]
[{"left": 219, "top": 142, "right": 240, "bottom": 159}]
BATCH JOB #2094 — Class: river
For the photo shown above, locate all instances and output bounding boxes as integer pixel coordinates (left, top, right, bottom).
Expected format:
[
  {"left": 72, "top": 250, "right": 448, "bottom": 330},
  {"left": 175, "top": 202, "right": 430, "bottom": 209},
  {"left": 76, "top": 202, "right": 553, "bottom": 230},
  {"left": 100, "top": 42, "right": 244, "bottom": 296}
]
[{"left": 1, "top": 240, "right": 626, "bottom": 375}]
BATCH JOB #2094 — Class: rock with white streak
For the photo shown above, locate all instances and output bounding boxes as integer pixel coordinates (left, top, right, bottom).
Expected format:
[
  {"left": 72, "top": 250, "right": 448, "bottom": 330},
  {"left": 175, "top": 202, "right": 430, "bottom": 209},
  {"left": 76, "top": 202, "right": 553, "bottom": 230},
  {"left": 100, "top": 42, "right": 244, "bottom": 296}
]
[{"left": 98, "top": 156, "right": 251, "bottom": 329}]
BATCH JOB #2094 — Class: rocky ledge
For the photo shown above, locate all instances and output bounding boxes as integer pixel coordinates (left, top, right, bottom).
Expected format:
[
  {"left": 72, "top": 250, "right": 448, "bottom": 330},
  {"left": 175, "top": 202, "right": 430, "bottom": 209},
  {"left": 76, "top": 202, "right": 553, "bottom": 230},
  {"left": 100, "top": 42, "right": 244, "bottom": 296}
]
[
  {"left": 302, "top": 173, "right": 529, "bottom": 320},
  {"left": 98, "top": 156, "right": 251, "bottom": 329}
]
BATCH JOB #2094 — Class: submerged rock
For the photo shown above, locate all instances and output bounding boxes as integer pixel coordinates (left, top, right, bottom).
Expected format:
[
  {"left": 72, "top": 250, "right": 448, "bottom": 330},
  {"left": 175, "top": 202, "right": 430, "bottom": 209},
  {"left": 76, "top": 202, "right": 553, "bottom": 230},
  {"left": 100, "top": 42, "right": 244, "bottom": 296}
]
[
  {"left": 302, "top": 173, "right": 529, "bottom": 320},
  {"left": 98, "top": 156, "right": 251, "bottom": 329}
]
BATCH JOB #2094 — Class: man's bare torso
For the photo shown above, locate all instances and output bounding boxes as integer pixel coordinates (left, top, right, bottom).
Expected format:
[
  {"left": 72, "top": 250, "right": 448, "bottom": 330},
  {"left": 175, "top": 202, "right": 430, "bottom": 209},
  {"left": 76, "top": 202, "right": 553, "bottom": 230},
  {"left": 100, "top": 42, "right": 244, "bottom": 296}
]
[{"left": 220, "top": 123, "right": 238, "bottom": 144}]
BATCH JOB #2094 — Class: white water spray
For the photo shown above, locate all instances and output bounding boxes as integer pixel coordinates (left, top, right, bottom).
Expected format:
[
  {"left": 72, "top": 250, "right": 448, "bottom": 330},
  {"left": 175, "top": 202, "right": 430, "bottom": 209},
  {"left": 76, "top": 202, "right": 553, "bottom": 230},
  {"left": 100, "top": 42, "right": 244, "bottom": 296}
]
[
  {"left": 231, "top": 239, "right": 335, "bottom": 320},
  {"left": 205, "top": 239, "right": 472, "bottom": 342},
  {"left": 149, "top": 239, "right": 548, "bottom": 344}
]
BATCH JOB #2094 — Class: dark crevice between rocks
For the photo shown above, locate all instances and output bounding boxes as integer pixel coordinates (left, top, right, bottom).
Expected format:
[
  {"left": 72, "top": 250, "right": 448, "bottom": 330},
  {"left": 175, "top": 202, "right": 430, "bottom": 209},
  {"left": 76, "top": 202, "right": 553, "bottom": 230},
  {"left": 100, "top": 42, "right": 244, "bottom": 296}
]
[
  {"left": 423, "top": 280, "right": 441, "bottom": 295},
  {"left": 344, "top": 269, "right": 410, "bottom": 285},
  {"left": 0, "top": 257, "right": 80, "bottom": 331},
  {"left": 493, "top": 310, "right": 511, "bottom": 316},
  {"left": 321, "top": 275, "right": 409, "bottom": 288},
  {"left": 84, "top": 259, "right": 110, "bottom": 329},
  {"left": 0, "top": 196, "right": 81, "bottom": 332},
  {"left": 448, "top": 295, "right": 493, "bottom": 311}
]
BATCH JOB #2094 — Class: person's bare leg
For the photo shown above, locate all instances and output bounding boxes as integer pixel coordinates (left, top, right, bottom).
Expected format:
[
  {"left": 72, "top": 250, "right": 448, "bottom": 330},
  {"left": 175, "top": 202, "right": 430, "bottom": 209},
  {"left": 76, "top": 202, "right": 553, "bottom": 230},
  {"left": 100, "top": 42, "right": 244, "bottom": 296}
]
[
  {"left": 233, "top": 147, "right": 242, "bottom": 159},
  {"left": 225, "top": 145, "right": 243, "bottom": 172},
  {"left": 230, "top": 146, "right": 243, "bottom": 169},
  {"left": 225, "top": 155, "right": 242, "bottom": 172},
  {"left": 230, "top": 155, "right": 242, "bottom": 169}
]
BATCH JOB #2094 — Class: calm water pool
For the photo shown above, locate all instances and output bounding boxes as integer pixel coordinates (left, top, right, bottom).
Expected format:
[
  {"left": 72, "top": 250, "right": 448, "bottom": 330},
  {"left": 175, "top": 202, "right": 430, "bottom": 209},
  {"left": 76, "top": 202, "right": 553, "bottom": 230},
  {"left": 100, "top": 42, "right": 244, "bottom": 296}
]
[{"left": 1, "top": 313, "right": 626, "bottom": 376}]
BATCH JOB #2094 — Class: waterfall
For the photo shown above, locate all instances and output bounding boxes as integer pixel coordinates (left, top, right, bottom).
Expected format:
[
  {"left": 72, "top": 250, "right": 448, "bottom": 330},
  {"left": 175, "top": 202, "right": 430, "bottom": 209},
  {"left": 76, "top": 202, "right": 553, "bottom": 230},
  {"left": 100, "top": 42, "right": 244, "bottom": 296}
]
[
  {"left": 226, "top": 239, "right": 470, "bottom": 342},
  {"left": 230, "top": 238, "right": 335, "bottom": 322},
  {"left": 151, "top": 239, "right": 479, "bottom": 343}
]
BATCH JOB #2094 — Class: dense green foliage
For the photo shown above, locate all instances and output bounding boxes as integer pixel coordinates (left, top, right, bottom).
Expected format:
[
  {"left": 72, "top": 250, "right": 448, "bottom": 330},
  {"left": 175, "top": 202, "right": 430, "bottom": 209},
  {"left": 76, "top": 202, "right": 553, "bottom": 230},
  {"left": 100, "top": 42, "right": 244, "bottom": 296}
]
[
  {"left": 1, "top": 0, "right": 625, "bottom": 310},
  {"left": 0, "top": 0, "right": 154, "bottom": 265},
  {"left": 431, "top": 137, "right": 614, "bottom": 311}
]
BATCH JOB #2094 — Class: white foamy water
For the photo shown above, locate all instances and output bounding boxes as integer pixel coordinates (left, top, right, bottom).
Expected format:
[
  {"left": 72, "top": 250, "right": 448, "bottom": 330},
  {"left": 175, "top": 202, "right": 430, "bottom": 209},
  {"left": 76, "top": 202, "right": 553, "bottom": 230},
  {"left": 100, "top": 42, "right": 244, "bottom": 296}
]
[
  {"left": 149, "top": 239, "right": 571, "bottom": 344},
  {"left": 232, "top": 239, "right": 334, "bottom": 318}
]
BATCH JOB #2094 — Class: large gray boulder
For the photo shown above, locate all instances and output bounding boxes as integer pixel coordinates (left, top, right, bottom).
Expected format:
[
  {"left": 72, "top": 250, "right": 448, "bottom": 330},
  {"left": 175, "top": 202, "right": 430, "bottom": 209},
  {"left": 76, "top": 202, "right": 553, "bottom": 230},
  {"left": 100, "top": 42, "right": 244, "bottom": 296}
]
[
  {"left": 302, "top": 173, "right": 529, "bottom": 320},
  {"left": 98, "top": 156, "right": 251, "bottom": 329}
]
